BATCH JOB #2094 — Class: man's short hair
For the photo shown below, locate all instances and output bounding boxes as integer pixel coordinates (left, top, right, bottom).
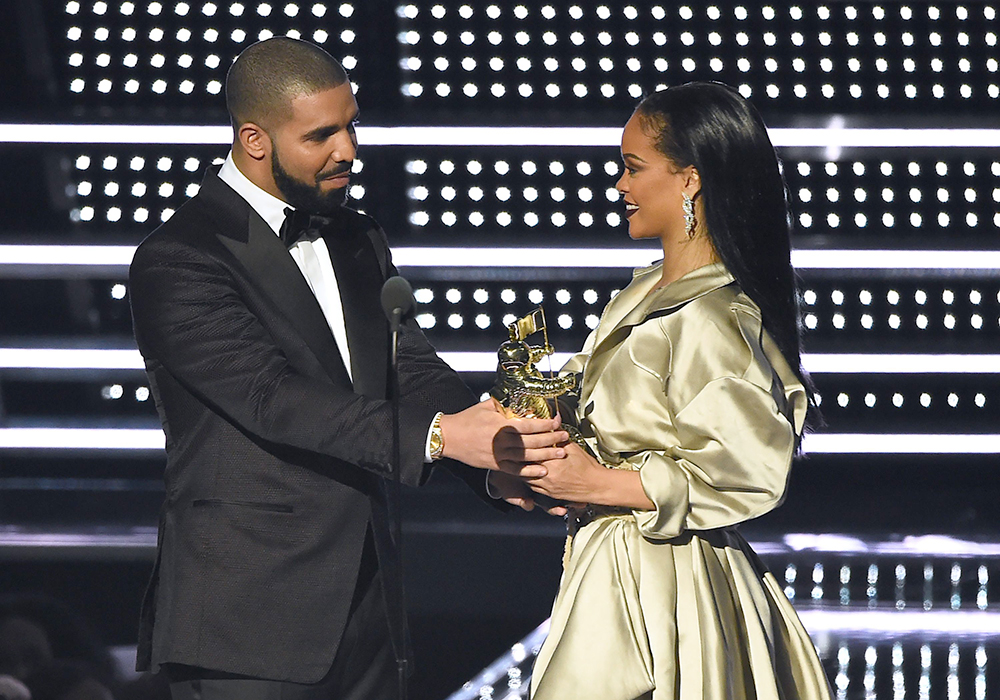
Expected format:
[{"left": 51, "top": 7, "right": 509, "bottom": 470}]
[{"left": 225, "top": 37, "right": 349, "bottom": 131}]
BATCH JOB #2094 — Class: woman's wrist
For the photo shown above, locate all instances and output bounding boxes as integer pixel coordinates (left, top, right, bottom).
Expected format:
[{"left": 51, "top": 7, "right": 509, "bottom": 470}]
[{"left": 591, "top": 468, "right": 655, "bottom": 511}]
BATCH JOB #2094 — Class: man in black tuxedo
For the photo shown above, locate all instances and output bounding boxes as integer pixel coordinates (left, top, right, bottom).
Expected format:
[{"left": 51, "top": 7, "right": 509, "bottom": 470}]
[{"left": 129, "top": 37, "right": 566, "bottom": 700}]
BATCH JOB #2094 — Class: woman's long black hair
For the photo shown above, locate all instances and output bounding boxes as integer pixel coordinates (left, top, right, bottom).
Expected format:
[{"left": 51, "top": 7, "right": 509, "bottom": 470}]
[{"left": 635, "top": 82, "right": 817, "bottom": 422}]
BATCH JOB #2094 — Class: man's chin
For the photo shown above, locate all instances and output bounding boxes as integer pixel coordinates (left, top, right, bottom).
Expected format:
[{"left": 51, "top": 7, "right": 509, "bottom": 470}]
[{"left": 281, "top": 186, "right": 348, "bottom": 215}]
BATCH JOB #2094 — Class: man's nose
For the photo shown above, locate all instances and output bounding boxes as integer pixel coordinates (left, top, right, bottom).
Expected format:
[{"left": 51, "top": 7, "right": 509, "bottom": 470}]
[{"left": 332, "top": 131, "right": 356, "bottom": 162}]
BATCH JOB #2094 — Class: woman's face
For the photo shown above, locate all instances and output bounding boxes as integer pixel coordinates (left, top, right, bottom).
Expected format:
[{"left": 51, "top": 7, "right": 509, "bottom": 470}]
[{"left": 615, "top": 112, "right": 699, "bottom": 243}]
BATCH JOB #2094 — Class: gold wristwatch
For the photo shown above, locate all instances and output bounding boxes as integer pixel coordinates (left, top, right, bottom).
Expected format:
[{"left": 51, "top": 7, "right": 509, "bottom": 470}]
[{"left": 429, "top": 412, "right": 445, "bottom": 460}]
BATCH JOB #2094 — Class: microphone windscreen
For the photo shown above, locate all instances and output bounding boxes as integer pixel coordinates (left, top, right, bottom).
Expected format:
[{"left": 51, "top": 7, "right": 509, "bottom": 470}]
[{"left": 380, "top": 275, "right": 416, "bottom": 321}]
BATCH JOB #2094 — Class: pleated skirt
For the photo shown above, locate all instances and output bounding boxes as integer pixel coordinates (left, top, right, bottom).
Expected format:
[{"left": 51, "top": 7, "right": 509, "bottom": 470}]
[{"left": 530, "top": 515, "right": 833, "bottom": 700}]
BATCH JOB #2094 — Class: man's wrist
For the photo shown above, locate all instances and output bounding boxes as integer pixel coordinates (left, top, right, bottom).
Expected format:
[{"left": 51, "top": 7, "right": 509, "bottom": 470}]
[
  {"left": 428, "top": 411, "right": 445, "bottom": 461},
  {"left": 484, "top": 471, "right": 503, "bottom": 500}
]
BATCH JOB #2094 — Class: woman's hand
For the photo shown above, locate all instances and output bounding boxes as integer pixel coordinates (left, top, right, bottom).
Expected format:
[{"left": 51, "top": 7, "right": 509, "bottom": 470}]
[
  {"left": 525, "top": 442, "right": 608, "bottom": 504},
  {"left": 527, "top": 442, "right": 655, "bottom": 510},
  {"left": 486, "top": 471, "right": 569, "bottom": 517}
]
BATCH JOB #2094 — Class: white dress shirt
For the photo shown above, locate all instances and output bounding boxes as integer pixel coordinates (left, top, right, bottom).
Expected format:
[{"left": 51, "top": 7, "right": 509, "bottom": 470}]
[
  {"left": 218, "top": 153, "right": 353, "bottom": 382},
  {"left": 217, "top": 154, "right": 439, "bottom": 463}
]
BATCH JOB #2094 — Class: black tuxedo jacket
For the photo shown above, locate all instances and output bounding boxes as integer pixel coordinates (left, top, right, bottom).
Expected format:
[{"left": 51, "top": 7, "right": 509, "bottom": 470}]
[{"left": 129, "top": 167, "right": 479, "bottom": 682}]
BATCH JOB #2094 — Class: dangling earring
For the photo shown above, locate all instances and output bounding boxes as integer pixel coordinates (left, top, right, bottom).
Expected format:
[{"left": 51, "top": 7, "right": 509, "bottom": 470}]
[{"left": 682, "top": 192, "right": 696, "bottom": 239}]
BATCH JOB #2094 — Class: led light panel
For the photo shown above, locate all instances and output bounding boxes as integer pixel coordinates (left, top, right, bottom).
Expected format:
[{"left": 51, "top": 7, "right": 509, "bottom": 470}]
[
  {"left": 58, "top": 1, "right": 361, "bottom": 106},
  {"left": 397, "top": 1, "right": 1000, "bottom": 114}
]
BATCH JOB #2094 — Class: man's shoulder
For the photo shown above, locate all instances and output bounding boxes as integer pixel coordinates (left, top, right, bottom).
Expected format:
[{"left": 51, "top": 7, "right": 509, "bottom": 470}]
[{"left": 132, "top": 188, "right": 237, "bottom": 272}]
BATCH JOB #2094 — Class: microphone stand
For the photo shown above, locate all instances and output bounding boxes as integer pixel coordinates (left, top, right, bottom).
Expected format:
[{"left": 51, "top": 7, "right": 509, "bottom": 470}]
[{"left": 387, "top": 306, "right": 408, "bottom": 700}]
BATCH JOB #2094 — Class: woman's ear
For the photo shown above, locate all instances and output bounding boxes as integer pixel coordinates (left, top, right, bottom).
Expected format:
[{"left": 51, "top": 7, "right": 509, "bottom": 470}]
[
  {"left": 682, "top": 166, "right": 702, "bottom": 198},
  {"left": 236, "top": 122, "right": 270, "bottom": 162}
]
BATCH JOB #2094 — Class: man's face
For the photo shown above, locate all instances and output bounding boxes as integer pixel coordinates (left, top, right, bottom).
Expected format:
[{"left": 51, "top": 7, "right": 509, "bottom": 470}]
[{"left": 268, "top": 82, "right": 359, "bottom": 214}]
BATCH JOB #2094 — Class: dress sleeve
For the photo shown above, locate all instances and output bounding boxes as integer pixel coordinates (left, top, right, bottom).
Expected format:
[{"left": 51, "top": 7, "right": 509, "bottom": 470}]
[
  {"left": 630, "top": 375, "right": 798, "bottom": 539},
  {"left": 626, "top": 301, "right": 804, "bottom": 540}
]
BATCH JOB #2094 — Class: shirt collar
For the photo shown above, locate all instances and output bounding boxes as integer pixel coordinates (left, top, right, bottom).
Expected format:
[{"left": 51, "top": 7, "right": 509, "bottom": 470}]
[{"left": 217, "top": 152, "right": 290, "bottom": 236}]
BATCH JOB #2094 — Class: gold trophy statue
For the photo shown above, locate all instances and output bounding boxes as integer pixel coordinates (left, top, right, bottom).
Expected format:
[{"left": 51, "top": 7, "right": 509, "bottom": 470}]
[{"left": 490, "top": 308, "right": 576, "bottom": 420}]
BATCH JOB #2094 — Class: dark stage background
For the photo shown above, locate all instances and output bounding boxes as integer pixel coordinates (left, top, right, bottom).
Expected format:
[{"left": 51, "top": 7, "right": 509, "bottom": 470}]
[{"left": 1, "top": 2, "right": 1000, "bottom": 698}]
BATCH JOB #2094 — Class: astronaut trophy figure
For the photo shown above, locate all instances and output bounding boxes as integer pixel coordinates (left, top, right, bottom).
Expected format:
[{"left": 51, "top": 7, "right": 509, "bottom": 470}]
[{"left": 490, "top": 308, "right": 577, "bottom": 421}]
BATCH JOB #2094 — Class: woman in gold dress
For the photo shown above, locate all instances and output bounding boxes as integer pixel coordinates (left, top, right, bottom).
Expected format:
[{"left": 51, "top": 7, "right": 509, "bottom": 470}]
[{"left": 521, "top": 83, "right": 833, "bottom": 700}]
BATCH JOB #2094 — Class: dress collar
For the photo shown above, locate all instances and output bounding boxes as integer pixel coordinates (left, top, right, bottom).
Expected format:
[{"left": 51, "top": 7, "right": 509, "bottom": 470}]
[{"left": 632, "top": 260, "right": 736, "bottom": 314}]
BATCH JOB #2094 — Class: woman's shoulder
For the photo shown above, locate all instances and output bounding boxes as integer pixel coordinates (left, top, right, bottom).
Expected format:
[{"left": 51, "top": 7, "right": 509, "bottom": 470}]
[
  {"left": 658, "top": 282, "right": 759, "bottom": 346},
  {"left": 655, "top": 283, "right": 770, "bottom": 387}
]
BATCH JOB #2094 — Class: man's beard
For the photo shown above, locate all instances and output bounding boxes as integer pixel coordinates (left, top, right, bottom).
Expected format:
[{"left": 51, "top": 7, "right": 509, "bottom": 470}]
[{"left": 271, "top": 146, "right": 350, "bottom": 215}]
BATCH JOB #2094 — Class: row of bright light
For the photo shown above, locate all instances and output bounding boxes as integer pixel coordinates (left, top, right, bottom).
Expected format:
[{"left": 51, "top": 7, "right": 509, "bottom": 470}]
[
  {"left": 802, "top": 187, "right": 993, "bottom": 203},
  {"left": 64, "top": 78, "right": 1000, "bottom": 101},
  {"left": 67, "top": 26, "right": 355, "bottom": 44},
  {"left": 70, "top": 201, "right": 1000, "bottom": 229},
  {"left": 781, "top": 560, "right": 987, "bottom": 599},
  {"left": 405, "top": 52, "right": 997, "bottom": 71},
  {"left": 92, "top": 382, "right": 996, "bottom": 413},
  {"left": 95, "top": 282, "right": 1000, "bottom": 308},
  {"left": 67, "top": 206, "right": 1000, "bottom": 230},
  {"left": 0, "top": 428, "right": 997, "bottom": 453},
  {"left": 1, "top": 348, "right": 997, "bottom": 374},
  {"left": 821, "top": 391, "right": 988, "bottom": 410},
  {"left": 399, "top": 29, "right": 999, "bottom": 50},
  {"left": 401, "top": 81, "right": 999, "bottom": 101},
  {"left": 76, "top": 154, "right": 1000, "bottom": 177},
  {"left": 412, "top": 309, "right": 1000, "bottom": 332},
  {"left": 3, "top": 245, "right": 1000, "bottom": 270},
  {"left": 63, "top": 2, "right": 996, "bottom": 23},
  {"left": 400, "top": 4, "right": 997, "bottom": 22},
  {"left": 65, "top": 2, "right": 352, "bottom": 18},
  {"left": 88, "top": 385, "right": 992, "bottom": 413},
  {"left": 8, "top": 124, "right": 1000, "bottom": 148}
]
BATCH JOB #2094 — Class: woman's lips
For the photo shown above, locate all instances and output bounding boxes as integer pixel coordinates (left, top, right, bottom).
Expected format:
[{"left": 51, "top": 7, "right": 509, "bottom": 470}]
[{"left": 624, "top": 203, "right": 638, "bottom": 218}]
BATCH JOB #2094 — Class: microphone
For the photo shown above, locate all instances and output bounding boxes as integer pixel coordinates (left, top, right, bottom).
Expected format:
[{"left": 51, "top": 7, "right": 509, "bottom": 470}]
[
  {"left": 381, "top": 275, "right": 415, "bottom": 332},
  {"left": 380, "top": 274, "right": 417, "bottom": 700}
]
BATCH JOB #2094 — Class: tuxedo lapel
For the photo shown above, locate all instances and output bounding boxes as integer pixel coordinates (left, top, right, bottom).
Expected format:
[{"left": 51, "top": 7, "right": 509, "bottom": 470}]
[
  {"left": 323, "top": 220, "right": 388, "bottom": 400},
  {"left": 201, "top": 168, "right": 352, "bottom": 388}
]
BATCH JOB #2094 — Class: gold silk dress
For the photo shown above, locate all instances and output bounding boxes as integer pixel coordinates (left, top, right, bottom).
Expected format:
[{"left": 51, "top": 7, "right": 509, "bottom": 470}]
[{"left": 530, "top": 262, "right": 832, "bottom": 700}]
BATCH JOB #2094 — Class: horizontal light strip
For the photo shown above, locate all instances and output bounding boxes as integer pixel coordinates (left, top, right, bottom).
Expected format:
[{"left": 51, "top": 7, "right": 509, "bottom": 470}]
[
  {"left": 4, "top": 124, "right": 1000, "bottom": 148},
  {"left": 0, "top": 529, "right": 158, "bottom": 549},
  {"left": 0, "top": 348, "right": 146, "bottom": 370},
  {"left": 3, "top": 245, "right": 999, "bottom": 272},
  {"left": 801, "top": 433, "right": 1000, "bottom": 454},
  {"left": 798, "top": 609, "right": 1000, "bottom": 636},
  {"left": 3, "top": 528, "right": 996, "bottom": 558},
  {"left": 0, "top": 245, "right": 137, "bottom": 267},
  {"left": 782, "top": 533, "right": 1000, "bottom": 557},
  {"left": 1, "top": 348, "right": 997, "bottom": 375},
  {"left": 1, "top": 427, "right": 997, "bottom": 454},
  {"left": 791, "top": 249, "right": 1000, "bottom": 271},
  {"left": 802, "top": 354, "right": 1000, "bottom": 374},
  {"left": 2, "top": 529, "right": 997, "bottom": 558},
  {"left": 444, "top": 352, "right": 1000, "bottom": 375},
  {"left": 0, "top": 428, "right": 164, "bottom": 450}
]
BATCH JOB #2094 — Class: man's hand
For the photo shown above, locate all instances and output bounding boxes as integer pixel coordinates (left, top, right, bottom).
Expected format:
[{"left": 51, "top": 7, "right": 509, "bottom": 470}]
[
  {"left": 487, "top": 471, "right": 569, "bottom": 517},
  {"left": 439, "top": 399, "right": 569, "bottom": 473}
]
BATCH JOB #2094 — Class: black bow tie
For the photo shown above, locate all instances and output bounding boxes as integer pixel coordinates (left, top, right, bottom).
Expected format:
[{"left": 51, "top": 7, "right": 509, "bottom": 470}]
[{"left": 279, "top": 208, "right": 335, "bottom": 249}]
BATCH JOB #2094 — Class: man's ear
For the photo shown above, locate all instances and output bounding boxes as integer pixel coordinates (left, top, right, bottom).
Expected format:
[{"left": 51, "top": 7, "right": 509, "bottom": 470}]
[{"left": 236, "top": 122, "right": 270, "bottom": 162}]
